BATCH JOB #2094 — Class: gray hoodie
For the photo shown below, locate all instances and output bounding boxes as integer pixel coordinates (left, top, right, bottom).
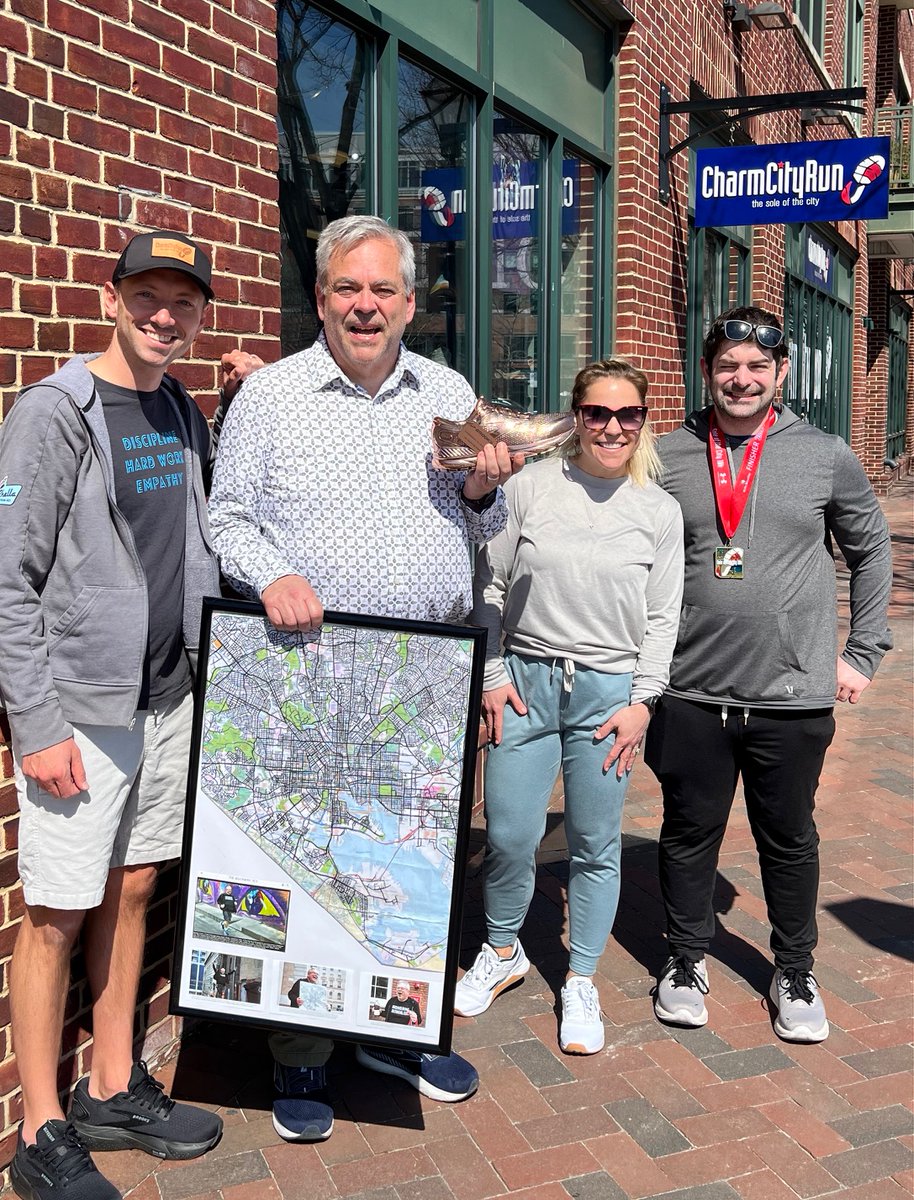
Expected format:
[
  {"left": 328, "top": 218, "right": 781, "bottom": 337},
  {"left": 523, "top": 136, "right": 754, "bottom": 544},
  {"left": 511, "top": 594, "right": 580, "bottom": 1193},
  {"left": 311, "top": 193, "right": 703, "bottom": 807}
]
[
  {"left": 658, "top": 406, "right": 892, "bottom": 709},
  {"left": 0, "top": 356, "right": 220, "bottom": 757}
]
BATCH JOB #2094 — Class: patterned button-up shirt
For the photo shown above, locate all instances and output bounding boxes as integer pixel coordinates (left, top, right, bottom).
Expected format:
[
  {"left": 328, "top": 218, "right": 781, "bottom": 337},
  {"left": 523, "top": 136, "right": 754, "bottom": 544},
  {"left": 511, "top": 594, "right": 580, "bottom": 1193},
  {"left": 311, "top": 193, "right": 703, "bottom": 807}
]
[{"left": 209, "top": 334, "right": 507, "bottom": 623}]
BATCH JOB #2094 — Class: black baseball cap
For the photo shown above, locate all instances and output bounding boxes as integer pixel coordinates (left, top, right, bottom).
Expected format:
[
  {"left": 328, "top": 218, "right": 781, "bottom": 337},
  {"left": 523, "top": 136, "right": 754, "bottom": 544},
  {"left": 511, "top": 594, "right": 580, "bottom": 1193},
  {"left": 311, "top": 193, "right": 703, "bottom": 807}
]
[{"left": 111, "top": 230, "right": 214, "bottom": 301}]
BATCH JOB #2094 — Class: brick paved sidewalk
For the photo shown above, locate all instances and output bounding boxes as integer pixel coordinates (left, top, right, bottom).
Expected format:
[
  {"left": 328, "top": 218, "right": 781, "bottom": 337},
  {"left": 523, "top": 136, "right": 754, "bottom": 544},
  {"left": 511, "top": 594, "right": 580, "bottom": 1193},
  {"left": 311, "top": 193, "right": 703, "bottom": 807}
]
[{"left": 57, "top": 482, "right": 914, "bottom": 1200}]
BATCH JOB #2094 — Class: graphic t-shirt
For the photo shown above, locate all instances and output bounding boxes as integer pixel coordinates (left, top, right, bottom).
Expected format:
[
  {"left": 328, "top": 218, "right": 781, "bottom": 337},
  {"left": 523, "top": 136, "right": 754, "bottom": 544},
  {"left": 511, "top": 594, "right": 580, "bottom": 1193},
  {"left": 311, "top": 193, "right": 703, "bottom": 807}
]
[
  {"left": 383, "top": 995, "right": 422, "bottom": 1025},
  {"left": 96, "top": 378, "right": 191, "bottom": 708}
]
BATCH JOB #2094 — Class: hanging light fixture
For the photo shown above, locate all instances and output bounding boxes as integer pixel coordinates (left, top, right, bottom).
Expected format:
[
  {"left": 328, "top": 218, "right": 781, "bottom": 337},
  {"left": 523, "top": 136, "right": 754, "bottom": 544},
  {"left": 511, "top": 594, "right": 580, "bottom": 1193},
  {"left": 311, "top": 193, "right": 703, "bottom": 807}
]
[
  {"left": 748, "top": 2, "right": 793, "bottom": 29},
  {"left": 723, "top": 0, "right": 793, "bottom": 31}
]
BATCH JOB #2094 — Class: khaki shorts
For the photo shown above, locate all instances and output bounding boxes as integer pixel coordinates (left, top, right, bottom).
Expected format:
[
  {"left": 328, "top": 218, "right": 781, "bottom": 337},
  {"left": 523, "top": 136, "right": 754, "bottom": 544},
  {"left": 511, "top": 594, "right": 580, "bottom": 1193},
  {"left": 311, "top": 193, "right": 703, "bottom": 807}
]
[{"left": 15, "top": 692, "right": 193, "bottom": 910}]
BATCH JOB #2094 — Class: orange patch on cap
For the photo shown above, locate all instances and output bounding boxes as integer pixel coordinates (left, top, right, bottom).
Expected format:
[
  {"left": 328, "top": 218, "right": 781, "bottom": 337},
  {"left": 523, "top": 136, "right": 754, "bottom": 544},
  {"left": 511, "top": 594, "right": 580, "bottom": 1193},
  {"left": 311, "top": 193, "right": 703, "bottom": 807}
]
[{"left": 151, "top": 237, "right": 195, "bottom": 265}]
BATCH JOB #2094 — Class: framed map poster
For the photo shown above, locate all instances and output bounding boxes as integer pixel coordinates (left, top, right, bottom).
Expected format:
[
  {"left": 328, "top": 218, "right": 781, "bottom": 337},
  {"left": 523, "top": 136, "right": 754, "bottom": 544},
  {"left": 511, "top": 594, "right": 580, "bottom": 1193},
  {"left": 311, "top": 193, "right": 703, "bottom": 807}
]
[{"left": 171, "top": 598, "right": 486, "bottom": 1054}]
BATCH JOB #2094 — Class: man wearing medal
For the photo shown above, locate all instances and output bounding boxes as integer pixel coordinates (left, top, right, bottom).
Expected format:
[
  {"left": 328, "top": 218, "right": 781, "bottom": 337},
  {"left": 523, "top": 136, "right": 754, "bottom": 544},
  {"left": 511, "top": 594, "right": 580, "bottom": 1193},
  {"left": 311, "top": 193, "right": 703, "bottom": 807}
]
[{"left": 645, "top": 305, "right": 892, "bottom": 1044}]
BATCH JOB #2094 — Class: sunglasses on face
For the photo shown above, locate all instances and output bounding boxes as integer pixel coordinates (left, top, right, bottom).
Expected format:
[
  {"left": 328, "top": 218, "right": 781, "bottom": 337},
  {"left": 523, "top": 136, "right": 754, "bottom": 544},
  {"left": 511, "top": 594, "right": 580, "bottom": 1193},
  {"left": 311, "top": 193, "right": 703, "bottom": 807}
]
[
  {"left": 576, "top": 404, "right": 648, "bottom": 432},
  {"left": 716, "top": 319, "right": 784, "bottom": 349}
]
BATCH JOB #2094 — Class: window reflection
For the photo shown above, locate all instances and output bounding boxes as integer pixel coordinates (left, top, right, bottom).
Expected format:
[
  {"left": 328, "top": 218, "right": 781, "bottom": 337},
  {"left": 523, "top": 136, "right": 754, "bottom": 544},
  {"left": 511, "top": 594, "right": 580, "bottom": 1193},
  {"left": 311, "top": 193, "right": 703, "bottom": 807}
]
[
  {"left": 492, "top": 113, "right": 543, "bottom": 411},
  {"left": 397, "top": 61, "right": 471, "bottom": 375},
  {"left": 276, "top": 2, "right": 368, "bottom": 355}
]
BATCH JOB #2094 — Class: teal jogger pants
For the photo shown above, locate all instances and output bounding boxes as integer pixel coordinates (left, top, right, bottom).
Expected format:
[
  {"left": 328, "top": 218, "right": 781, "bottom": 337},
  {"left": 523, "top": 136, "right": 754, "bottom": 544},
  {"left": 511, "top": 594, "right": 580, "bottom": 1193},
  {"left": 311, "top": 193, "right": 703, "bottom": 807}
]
[{"left": 483, "top": 652, "right": 633, "bottom": 976}]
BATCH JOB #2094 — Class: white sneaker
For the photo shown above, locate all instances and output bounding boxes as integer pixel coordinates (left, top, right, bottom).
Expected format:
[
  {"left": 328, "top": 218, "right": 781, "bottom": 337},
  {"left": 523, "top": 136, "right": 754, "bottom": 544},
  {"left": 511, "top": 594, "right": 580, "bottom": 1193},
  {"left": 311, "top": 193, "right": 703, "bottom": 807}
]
[
  {"left": 454, "top": 942, "right": 530, "bottom": 1016},
  {"left": 769, "top": 968, "right": 829, "bottom": 1043},
  {"left": 653, "top": 956, "right": 710, "bottom": 1027},
  {"left": 559, "top": 976, "right": 604, "bottom": 1055}
]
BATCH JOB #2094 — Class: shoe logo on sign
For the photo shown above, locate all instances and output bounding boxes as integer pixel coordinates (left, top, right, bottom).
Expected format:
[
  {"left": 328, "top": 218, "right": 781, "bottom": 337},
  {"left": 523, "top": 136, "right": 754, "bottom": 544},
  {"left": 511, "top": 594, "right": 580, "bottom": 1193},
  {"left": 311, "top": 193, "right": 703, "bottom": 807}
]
[
  {"left": 841, "top": 154, "right": 885, "bottom": 206},
  {"left": 420, "top": 186, "right": 454, "bottom": 228}
]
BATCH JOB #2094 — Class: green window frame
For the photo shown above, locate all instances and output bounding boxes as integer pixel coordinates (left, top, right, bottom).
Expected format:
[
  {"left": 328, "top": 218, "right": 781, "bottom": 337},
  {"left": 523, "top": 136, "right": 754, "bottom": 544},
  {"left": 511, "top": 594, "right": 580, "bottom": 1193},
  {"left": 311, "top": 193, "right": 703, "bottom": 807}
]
[
  {"left": 782, "top": 226, "right": 853, "bottom": 442},
  {"left": 782, "top": 282, "right": 852, "bottom": 442},
  {"left": 274, "top": 0, "right": 616, "bottom": 410},
  {"left": 844, "top": 0, "right": 864, "bottom": 132},
  {"left": 795, "top": 0, "right": 826, "bottom": 55},
  {"left": 685, "top": 224, "right": 751, "bottom": 411},
  {"left": 887, "top": 301, "right": 910, "bottom": 463}
]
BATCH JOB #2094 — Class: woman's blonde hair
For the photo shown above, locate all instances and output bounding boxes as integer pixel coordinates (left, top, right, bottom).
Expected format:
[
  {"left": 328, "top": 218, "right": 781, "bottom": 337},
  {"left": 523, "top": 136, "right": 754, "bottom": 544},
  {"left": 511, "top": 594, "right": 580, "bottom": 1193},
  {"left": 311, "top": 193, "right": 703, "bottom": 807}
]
[{"left": 567, "top": 356, "right": 661, "bottom": 487}]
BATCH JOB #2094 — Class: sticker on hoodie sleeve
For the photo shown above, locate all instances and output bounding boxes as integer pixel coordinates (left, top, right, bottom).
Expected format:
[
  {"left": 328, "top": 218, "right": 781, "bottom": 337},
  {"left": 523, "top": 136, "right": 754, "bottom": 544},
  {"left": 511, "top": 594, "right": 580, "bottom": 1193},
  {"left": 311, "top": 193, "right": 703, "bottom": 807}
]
[{"left": 0, "top": 478, "right": 22, "bottom": 505}]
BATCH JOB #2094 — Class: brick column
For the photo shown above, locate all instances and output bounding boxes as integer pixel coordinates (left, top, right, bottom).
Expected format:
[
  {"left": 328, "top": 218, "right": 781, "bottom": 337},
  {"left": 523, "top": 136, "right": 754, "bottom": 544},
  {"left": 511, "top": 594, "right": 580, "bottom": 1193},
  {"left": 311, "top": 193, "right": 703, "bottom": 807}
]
[{"left": 0, "top": 0, "right": 282, "bottom": 1165}]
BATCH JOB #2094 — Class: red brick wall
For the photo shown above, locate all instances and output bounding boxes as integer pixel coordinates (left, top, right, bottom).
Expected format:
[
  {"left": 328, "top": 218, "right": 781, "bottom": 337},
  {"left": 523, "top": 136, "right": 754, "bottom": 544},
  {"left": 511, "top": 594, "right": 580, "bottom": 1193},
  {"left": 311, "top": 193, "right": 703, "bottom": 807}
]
[
  {"left": 612, "top": 2, "right": 692, "bottom": 432},
  {"left": 867, "top": 5, "right": 914, "bottom": 492},
  {"left": 612, "top": 0, "right": 914, "bottom": 490},
  {"left": 893, "top": 6, "right": 913, "bottom": 474},
  {"left": 0, "top": 0, "right": 281, "bottom": 1166}
]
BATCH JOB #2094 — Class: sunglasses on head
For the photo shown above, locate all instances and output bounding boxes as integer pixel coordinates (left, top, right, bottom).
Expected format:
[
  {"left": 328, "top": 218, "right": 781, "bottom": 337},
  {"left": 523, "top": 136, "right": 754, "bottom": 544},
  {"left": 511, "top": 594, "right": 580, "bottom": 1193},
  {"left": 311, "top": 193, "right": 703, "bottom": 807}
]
[
  {"left": 576, "top": 404, "right": 648, "bottom": 432},
  {"left": 716, "top": 319, "right": 784, "bottom": 349}
]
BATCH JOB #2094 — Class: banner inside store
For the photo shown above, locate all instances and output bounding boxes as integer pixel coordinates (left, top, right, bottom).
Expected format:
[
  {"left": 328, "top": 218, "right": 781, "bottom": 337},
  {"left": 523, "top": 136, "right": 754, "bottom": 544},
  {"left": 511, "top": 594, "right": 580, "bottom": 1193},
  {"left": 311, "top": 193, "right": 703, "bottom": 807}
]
[
  {"left": 694, "top": 137, "right": 890, "bottom": 227},
  {"left": 420, "top": 160, "right": 580, "bottom": 242}
]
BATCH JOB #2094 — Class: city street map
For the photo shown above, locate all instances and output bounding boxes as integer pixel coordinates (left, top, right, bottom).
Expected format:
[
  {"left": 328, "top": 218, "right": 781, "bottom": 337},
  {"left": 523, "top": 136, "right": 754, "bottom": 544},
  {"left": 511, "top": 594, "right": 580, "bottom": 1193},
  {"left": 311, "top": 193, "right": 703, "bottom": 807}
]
[{"left": 199, "top": 610, "right": 478, "bottom": 971}]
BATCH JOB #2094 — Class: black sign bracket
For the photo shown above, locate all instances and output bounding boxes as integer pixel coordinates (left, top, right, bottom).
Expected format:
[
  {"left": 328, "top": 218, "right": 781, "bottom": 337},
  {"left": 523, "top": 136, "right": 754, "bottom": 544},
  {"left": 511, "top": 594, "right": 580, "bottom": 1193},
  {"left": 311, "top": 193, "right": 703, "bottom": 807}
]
[{"left": 658, "top": 84, "right": 867, "bottom": 204}]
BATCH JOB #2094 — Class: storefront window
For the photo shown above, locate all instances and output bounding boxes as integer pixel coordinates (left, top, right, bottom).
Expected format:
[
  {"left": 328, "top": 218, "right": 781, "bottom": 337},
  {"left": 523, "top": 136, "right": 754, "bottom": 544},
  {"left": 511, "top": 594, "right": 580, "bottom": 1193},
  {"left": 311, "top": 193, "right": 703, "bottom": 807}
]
[
  {"left": 276, "top": 2, "right": 368, "bottom": 354},
  {"left": 784, "top": 228, "right": 852, "bottom": 441},
  {"left": 491, "top": 111, "right": 544, "bottom": 411},
  {"left": 559, "top": 154, "right": 598, "bottom": 406},
  {"left": 701, "top": 230, "right": 749, "bottom": 331},
  {"left": 273, "top": 4, "right": 615, "bottom": 398},
  {"left": 397, "top": 60, "right": 471, "bottom": 375},
  {"left": 784, "top": 283, "right": 851, "bottom": 438},
  {"left": 686, "top": 225, "right": 750, "bottom": 408},
  {"left": 887, "top": 302, "right": 910, "bottom": 462}
]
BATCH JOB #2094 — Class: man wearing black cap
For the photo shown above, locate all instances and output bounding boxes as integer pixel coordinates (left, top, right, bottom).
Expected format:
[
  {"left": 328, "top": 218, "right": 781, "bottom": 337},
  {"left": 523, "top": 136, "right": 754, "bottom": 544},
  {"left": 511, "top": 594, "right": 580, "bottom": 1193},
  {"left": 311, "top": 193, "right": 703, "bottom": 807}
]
[{"left": 0, "top": 230, "right": 259, "bottom": 1200}]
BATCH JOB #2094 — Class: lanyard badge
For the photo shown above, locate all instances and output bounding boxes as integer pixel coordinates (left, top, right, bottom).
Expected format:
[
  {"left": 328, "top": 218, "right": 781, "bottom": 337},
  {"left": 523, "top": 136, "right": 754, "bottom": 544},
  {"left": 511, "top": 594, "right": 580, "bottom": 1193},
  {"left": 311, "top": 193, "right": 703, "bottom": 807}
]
[{"left": 708, "top": 407, "right": 776, "bottom": 580}]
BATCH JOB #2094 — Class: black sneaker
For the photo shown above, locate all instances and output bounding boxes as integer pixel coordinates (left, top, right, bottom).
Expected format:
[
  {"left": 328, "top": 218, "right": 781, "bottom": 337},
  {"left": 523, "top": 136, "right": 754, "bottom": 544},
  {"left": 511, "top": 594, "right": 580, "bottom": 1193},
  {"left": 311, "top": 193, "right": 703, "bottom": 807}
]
[
  {"left": 10, "top": 1118, "right": 120, "bottom": 1200},
  {"left": 355, "top": 1044, "right": 478, "bottom": 1101},
  {"left": 272, "top": 1062, "right": 334, "bottom": 1142},
  {"left": 69, "top": 1060, "right": 222, "bottom": 1160}
]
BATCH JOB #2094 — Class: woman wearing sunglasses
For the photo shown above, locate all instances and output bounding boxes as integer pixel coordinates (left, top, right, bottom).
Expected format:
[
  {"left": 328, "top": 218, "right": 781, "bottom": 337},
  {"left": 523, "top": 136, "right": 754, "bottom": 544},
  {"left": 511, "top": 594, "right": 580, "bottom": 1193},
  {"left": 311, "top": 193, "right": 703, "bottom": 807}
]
[{"left": 455, "top": 358, "right": 684, "bottom": 1054}]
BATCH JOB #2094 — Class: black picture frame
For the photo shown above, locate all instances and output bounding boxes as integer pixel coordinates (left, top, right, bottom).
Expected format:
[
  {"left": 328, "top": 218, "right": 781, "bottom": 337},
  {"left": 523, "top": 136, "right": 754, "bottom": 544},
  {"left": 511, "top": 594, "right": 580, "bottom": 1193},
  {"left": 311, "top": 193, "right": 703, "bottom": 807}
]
[{"left": 170, "top": 597, "right": 486, "bottom": 1055}]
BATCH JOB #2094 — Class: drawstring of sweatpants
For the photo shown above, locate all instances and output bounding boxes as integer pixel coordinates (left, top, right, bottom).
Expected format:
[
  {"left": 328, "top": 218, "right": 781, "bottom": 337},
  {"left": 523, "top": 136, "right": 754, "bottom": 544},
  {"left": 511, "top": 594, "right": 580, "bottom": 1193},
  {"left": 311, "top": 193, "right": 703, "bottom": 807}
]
[
  {"left": 720, "top": 705, "right": 751, "bottom": 727},
  {"left": 549, "top": 658, "right": 576, "bottom": 693}
]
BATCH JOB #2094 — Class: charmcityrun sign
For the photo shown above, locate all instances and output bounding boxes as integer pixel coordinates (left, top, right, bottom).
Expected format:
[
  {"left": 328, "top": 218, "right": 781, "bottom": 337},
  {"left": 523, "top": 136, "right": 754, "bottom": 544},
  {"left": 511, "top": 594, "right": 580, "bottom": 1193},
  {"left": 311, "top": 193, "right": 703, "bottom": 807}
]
[{"left": 694, "top": 137, "right": 890, "bottom": 228}]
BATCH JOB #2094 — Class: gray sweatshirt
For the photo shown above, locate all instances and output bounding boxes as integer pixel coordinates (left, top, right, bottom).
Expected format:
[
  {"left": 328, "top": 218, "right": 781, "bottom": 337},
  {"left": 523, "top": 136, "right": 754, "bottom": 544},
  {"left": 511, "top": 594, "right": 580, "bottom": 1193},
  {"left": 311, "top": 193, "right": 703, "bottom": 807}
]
[
  {"left": 658, "top": 406, "right": 893, "bottom": 709},
  {"left": 0, "top": 356, "right": 220, "bottom": 757},
  {"left": 472, "top": 457, "right": 685, "bottom": 699}
]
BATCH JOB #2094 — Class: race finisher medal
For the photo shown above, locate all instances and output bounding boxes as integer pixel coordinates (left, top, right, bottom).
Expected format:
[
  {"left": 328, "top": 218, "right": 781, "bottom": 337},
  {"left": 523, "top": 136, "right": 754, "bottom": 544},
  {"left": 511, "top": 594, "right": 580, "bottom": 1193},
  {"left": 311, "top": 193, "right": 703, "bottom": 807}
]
[
  {"left": 708, "top": 406, "right": 777, "bottom": 580},
  {"left": 713, "top": 545, "right": 744, "bottom": 579}
]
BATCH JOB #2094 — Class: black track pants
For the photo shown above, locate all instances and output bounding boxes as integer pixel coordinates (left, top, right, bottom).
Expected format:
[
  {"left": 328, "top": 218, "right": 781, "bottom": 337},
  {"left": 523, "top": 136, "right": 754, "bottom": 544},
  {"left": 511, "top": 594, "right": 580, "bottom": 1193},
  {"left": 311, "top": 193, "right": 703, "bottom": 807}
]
[{"left": 645, "top": 696, "right": 835, "bottom": 972}]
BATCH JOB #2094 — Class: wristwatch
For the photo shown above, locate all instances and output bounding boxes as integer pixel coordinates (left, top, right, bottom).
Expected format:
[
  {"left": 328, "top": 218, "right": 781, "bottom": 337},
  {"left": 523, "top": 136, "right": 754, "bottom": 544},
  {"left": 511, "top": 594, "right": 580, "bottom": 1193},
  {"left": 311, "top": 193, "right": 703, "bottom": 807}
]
[
  {"left": 459, "top": 486, "right": 497, "bottom": 513},
  {"left": 640, "top": 695, "right": 660, "bottom": 716}
]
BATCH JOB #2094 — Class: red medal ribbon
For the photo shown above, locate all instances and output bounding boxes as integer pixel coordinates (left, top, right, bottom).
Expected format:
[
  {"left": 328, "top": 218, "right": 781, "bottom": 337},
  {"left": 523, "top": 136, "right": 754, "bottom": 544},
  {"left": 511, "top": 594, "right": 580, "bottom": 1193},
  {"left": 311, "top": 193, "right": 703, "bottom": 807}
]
[{"left": 708, "top": 406, "right": 777, "bottom": 541}]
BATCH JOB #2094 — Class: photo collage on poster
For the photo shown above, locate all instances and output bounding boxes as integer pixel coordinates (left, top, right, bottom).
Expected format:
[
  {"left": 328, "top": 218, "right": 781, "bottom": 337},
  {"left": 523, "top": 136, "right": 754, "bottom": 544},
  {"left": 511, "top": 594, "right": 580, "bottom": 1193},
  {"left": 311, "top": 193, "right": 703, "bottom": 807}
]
[{"left": 184, "top": 876, "right": 446, "bottom": 1044}]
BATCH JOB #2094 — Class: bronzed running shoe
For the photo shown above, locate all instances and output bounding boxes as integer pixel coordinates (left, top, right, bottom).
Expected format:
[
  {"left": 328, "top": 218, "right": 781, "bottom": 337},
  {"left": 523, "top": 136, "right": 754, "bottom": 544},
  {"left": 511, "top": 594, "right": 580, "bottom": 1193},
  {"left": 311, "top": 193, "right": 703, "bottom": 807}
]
[{"left": 70, "top": 1061, "right": 222, "bottom": 1160}]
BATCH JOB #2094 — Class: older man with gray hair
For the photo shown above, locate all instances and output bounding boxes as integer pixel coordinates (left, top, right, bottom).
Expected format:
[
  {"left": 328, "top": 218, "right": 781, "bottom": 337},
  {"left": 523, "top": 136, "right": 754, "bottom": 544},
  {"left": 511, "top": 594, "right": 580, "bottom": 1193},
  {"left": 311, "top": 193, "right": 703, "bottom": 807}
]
[{"left": 209, "top": 214, "right": 523, "bottom": 1143}]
